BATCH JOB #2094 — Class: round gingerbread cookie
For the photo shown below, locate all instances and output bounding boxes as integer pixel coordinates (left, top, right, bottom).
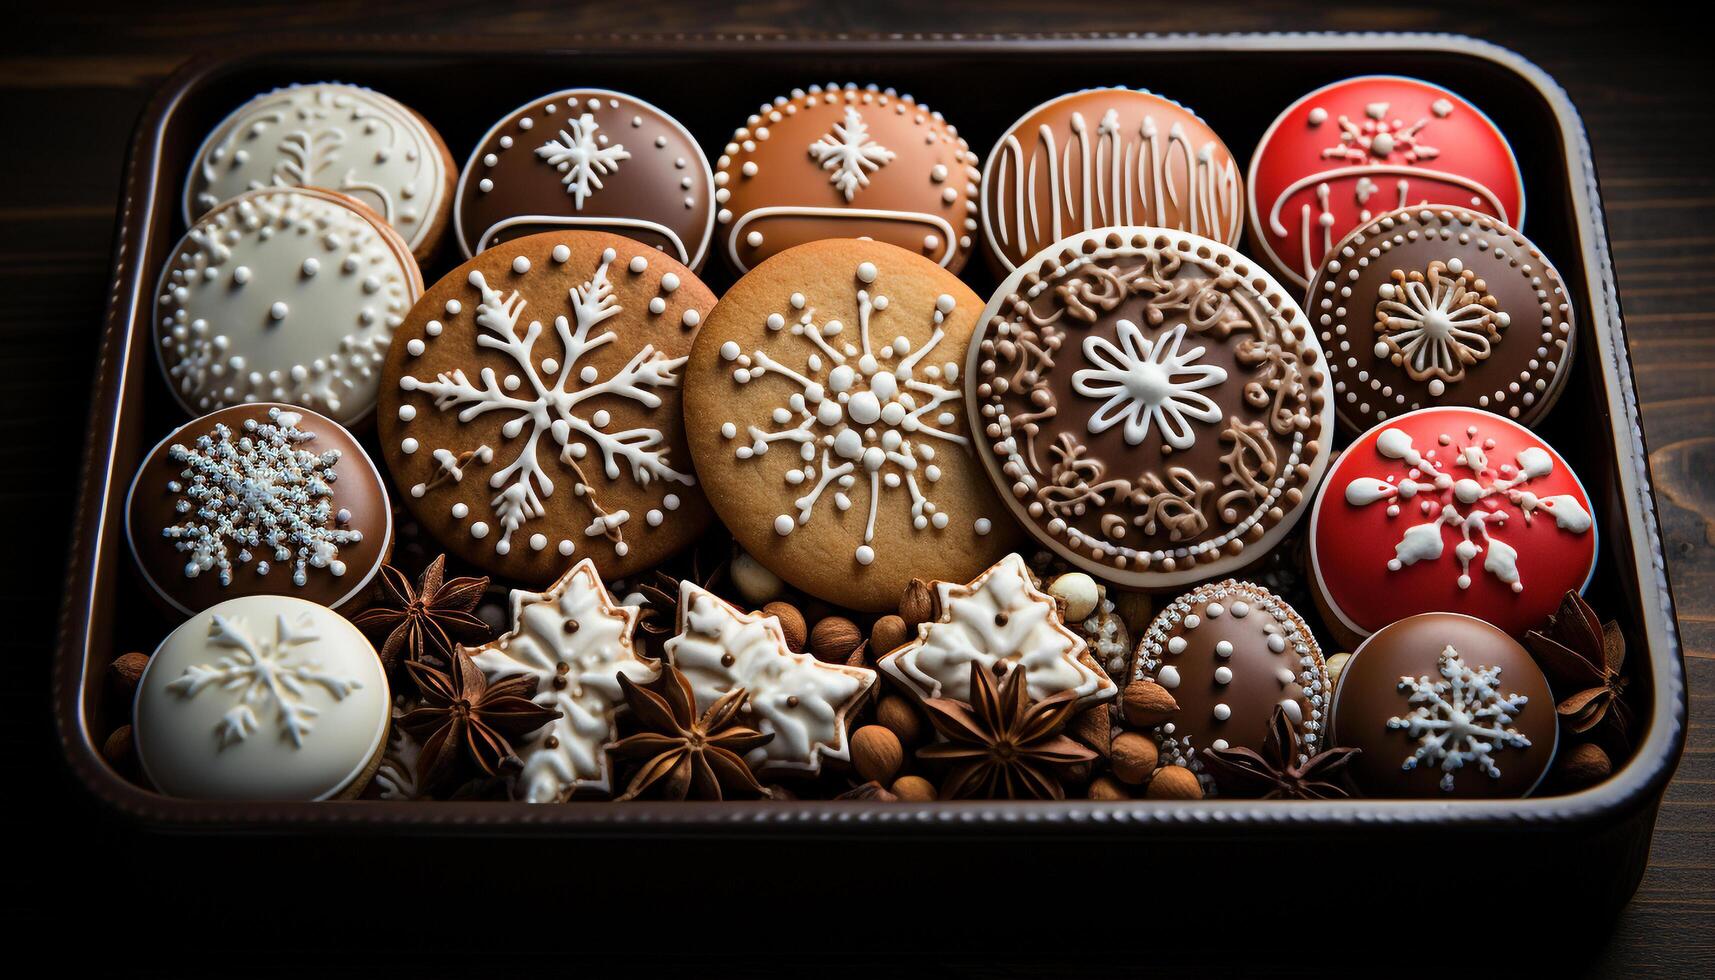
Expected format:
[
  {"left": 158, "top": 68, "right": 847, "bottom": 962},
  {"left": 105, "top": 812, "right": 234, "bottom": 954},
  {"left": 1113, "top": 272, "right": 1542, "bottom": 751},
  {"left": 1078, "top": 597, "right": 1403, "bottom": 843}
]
[
  {"left": 133, "top": 594, "right": 391, "bottom": 800},
  {"left": 1247, "top": 75, "right": 1525, "bottom": 291},
  {"left": 1309, "top": 205, "right": 1574, "bottom": 432},
  {"left": 981, "top": 87, "right": 1244, "bottom": 274},
  {"left": 183, "top": 82, "right": 455, "bottom": 262},
  {"left": 1331, "top": 612, "right": 1557, "bottom": 798},
  {"left": 967, "top": 227, "right": 1334, "bottom": 590},
  {"left": 1129, "top": 580, "right": 1329, "bottom": 794},
  {"left": 1309, "top": 406, "right": 1597, "bottom": 646},
  {"left": 683, "top": 239, "right": 1019, "bottom": 612},
  {"left": 380, "top": 230, "right": 713, "bottom": 584},
  {"left": 155, "top": 186, "right": 423, "bottom": 426},
  {"left": 454, "top": 89, "right": 714, "bottom": 269},
  {"left": 714, "top": 83, "right": 981, "bottom": 274},
  {"left": 126, "top": 403, "right": 392, "bottom": 616}
]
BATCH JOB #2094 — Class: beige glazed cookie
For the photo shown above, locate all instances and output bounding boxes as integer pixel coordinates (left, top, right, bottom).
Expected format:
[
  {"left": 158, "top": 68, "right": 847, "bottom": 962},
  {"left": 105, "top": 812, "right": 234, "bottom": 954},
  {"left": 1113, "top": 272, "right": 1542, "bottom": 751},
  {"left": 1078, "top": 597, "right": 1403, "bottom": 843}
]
[
  {"left": 683, "top": 239, "right": 1019, "bottom": 611},
  {"left": 379, "top": 230, "right": 713, "bottom": 584}
]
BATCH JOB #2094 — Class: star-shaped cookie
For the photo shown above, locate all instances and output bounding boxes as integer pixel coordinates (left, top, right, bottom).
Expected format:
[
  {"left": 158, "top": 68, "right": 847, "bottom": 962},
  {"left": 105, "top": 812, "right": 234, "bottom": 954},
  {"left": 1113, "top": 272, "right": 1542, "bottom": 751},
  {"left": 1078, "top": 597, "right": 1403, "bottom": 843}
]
[{"left": 467, "top": 557, "right": 659, "bottom": 801}]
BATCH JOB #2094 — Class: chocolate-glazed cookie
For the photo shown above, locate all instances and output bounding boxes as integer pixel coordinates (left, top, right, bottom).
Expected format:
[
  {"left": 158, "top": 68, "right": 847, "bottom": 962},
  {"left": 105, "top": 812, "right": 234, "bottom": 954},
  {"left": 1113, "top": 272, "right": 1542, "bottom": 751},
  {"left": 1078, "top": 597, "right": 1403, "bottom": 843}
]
[
  {"left": 126, "top": 403, "right": 392, "bottom": 616},
  {"left": 1309, "top": 205, "right": 1575, "bottom": 432},
  {"left": 1331, "top": 612, "right": 1557, "bottom": 798},
  {"left": 714, "top": 83, "right": 981, "bottom": 274},
  {"left": 454, "top": 89, "right": 715, "bottom": 269},
  {"left": 967, "top": 227, "right": 1333, "bottom": 590},
  {"left": 981, "top": 88, "right": 1244, "bottom": 274}
]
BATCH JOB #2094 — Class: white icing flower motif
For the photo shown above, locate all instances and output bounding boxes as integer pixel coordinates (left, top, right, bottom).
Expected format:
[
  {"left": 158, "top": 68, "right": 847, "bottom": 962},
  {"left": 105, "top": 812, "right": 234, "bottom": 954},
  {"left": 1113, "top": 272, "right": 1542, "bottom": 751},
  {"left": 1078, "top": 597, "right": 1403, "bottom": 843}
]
[
  {"left": 1388, "top": 645, "right": 1531, "bottom": 792},
  {"left": 1071, "top": 320, "right": 1228, "bottom": 450},
  {"left": 808, "top": 106, "right": 895, "bottom": 201},
  {"left": 1374, "top": 258, "right": 1508, "bottom": 386},
  {"left": 166, "top": 613, "right": 361, "bottom": 749},
  {"left": 535, "top": 113, "right": 631, "bottom": 208}
]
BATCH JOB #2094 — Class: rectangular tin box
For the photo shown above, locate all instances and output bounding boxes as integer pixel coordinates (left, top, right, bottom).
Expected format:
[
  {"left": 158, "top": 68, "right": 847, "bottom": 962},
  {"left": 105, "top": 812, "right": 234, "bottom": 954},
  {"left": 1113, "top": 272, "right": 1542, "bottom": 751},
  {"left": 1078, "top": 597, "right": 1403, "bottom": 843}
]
[{"left": 55, "top": 33, "right": 1687, "bottom": 923}]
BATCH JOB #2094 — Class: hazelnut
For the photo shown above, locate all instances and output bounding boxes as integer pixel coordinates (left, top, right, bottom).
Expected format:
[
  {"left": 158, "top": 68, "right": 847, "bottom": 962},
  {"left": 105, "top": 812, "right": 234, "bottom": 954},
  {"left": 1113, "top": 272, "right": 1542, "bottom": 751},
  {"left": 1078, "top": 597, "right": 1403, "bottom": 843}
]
[
  {"left": 876, "top": 694, "right": 925, "bottom": 746},
  {"left": 899, "top": 577, "right": 937, "bottom": 627},
  {"left": 763, "top": 601, "right": 807, "bottom": 652},
  {"left": 1121, "top": 679, "right": 1179, "bottom": 727},
  {"left": 1110, "top": 733, "right": 1159, "bottom": 785},
  {"left": 729, "top": 550, "right": 783, "bottom": 605},
  {"left": 108, "top": 651, "right": 150, "bottom": 694},
  {"left": 102, "top": 725, "right": 134, "bottom": 768},
  {"left": 1558, "top": 742, "right": 1612, "bottom": 789},
  {"left": 1061, "top": 760, "right": 1093, "bottom": 787},
  {"left": 1325, "top": 652, "right": 1352, "bottom": 690},
  {"left": 1087, "top": 776, "right": 1130, "bottom": 801},
  {"left": 1145, "top": 765, "right": 1203, "bottom": 800},
  {"left": 892, "top": 775, "right": 937, "bottom": 802},
  {"left": 1047, "top": 572, "right": 1100, "bottom": 622},
  {"left": 851, "top": 725, "right": 904, "bottom": 783},
  {"left": 810, "top": 616, "right": 863, "bottom": 663},
  {"left": 870, "top": 614, "right": 910, "bottom": 657}
]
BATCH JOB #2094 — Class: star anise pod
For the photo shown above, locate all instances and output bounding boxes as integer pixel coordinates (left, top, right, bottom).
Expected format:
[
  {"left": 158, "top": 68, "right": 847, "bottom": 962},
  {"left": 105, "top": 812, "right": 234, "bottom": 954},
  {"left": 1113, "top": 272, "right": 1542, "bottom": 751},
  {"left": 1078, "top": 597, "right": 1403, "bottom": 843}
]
[
  {"left": 1200, "top": 703, "right": 1361, "bottom": 800},
  {"left": 351, "top": 555, "right": 491, "bottom": 673},
  {"left": 1526, "top": 590, "right": 1631, "bottom": 747},
  {"left": 609, "top": 665, "right": 773, "bottom": 801},
  {"left": 916, "top": 662, "right": 1097, "bottom": 800},
  {"left": 398, "top": 649, "right": 559, "bottom": 791},
  {"left": 635, "top": 570, "right": 682, "bottom": 638}
]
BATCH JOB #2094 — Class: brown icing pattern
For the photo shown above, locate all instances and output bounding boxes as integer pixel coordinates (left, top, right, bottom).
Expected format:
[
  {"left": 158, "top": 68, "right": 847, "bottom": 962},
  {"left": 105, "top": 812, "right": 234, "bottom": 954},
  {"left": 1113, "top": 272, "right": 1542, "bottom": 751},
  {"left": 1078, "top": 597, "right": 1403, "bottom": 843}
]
[{"left": 967, "top": 228, "right": 1332, "bottom": 589}]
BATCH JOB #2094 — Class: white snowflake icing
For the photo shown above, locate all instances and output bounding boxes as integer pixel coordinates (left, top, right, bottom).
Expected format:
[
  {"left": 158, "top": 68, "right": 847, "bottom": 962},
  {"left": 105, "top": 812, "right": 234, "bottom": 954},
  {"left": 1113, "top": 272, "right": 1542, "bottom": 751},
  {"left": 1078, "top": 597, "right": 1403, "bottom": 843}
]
[
  {"left": 667, "top": 582, "right": 874, "bottom": 773},
  {"left": 807, "top": 106, "right": 895, "bottom": 201},
  {"left": 1375, "top": 257, "right": 1508, "bottom": 387},
  {"left": 1320, "top": 100, "right": 1442, "bottom": 166},
  {"left": 1344, "top": 423, "right": 1592, "bottom": 591},
  {"left": 1388, "top": 645, "right": 1532, "bottom": 792},
  {"left": 1071, "top": 320, "right": 1229, "bottom": 450},
  {"left": 162, "top": 407, "right": 361, "bottom": 588},
  {"left": 401, "top": 248, "right": 694, "bottom": 558},
  {"left": 718, "top": 265, "right": 967, "bottom": 565},
  {"left": 535, "top": 113, "right": 630, "bottom": 208},
  {"left": 165, "top": 612, "right": 362, "bottom": 749},
  {"left": 468, "top": 558, "right": 657, "bottom": 802}
]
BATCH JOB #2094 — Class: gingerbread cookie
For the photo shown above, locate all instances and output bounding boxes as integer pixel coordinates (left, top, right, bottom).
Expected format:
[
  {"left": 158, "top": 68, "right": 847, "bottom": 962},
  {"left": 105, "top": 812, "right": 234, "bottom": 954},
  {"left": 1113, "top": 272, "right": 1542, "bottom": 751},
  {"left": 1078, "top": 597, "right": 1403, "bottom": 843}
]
[
  {"left": 379, "top": 231, "right": 713, "bottom": 583},
  {"left": 1308, "top": 205, "right": 1575, "bottom": 431},
  {"left": 454, "top": 89, "right": 715, "bottom": 269},
  {"left": 714, "top": 83, "right": 981, "bottom": 274},
  {"left": 155, "top": 186, "right": 423, "bottom": 425},
  {"left": 1247, "top": 75, "right": 1525, "bottom": 291},
  {"left": 133, "top": 595, "right": 391, "bottom": 800},
  {"left": 126, "top": 404, "right": 392, "bottom": 616},
  {"left": 183, "top": 82, "right": 455, "bottom": 262},
  {"left": 683, "top": 239, "right": 1018, "bottom": 612},
  {"left": 967, "top": 228, "right": 1333, "bottom": 590},
  {"left": 981, "top": 87, "right": 1243, "bottom": 273}
]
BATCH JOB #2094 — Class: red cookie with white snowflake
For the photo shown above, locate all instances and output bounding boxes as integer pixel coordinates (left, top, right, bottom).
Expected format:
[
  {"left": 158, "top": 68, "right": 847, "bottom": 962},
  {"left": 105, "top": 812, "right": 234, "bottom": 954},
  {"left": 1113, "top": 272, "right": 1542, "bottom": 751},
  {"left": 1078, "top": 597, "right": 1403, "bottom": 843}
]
[
  {"left": 379, "top": 231, "right": 714, "bottom": 584},
  {"left": 1309, "top": 407, "right": 1597, "bottom": 646},
  {"left": 1247, "top": 75, "right": 1525, "bottom": 291}
]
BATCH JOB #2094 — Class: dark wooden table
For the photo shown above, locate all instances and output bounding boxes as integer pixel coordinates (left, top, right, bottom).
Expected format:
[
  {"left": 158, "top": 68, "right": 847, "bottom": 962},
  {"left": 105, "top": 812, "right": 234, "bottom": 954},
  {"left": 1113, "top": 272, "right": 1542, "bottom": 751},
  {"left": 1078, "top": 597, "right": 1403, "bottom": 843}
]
[{"left": 5, "top": 2, "right": 1708, "bottom": 973}]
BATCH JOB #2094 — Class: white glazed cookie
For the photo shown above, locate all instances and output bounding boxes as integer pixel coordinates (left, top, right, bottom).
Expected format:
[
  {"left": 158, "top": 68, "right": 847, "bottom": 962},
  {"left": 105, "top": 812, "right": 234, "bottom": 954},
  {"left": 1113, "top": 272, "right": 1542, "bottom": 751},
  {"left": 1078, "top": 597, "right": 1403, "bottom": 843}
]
[
  {"left": 183, "top": 82, "right": 454, "bottom": 259},
  {"left": 466, "top": 557, "right": 659, "bottom": 802},
  {"left": 666, "top": 581, "right": 875, "bottom": 774},
  {"left": 879, "top": 552, "right": 1116, "bottom": 707},
  {"left": 154, "top": 186, "right": 423, "bottom": 425},
  {"left": 133, "top": 595, "right": 391, "bottom": 800}
]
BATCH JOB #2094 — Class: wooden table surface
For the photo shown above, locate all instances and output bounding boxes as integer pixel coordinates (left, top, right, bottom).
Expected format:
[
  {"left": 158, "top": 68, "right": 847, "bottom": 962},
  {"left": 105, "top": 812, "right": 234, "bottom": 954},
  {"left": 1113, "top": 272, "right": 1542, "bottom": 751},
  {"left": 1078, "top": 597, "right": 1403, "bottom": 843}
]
[{"left": 5, "top": 2, "right": 1708, "bottom": 973}]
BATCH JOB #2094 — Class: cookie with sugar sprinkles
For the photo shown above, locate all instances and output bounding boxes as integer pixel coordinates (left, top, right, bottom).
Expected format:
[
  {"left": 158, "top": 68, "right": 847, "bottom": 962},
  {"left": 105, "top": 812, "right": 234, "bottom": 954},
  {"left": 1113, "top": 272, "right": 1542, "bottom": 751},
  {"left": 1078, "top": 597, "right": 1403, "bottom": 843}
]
[{"left": 379, "top": 230, "right": 713, "bottom": 584}]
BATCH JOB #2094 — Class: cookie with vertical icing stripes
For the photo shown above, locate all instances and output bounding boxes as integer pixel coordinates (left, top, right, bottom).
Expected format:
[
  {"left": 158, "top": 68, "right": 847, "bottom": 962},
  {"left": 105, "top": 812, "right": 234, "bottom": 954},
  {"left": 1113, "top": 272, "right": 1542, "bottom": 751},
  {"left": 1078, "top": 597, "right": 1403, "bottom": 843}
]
[{"left": 379, "top": 230, "right": 713, "bottom": 584}]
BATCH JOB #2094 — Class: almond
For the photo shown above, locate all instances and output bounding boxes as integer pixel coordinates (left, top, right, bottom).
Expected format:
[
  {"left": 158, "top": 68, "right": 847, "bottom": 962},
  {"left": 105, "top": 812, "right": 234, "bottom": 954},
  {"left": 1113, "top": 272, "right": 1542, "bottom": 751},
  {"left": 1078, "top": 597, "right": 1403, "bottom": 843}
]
[
  {"left": 876, "top": 694, "right": 925, "bottom": 746},
  {"left": 763, "top": 601, "right": 807, "bottom": 652},
  {"left": 1087, "top": 776, "right": 1130, "bottom": 801},
  {"left": 1145, "top": 765, "right": 1203, "bottom": 800},
  {"left": 892, "top": 775, "right": 937, "bottom": 802},
  {"left": 108, "top": 651, "right": 150, "bottom": 694},
  {"left": 1122, "top": 679, "right": 1179, "bottom": 727},
  {"left": 1558, "top": 742, "right": 1612, "bottom": 789},
  {"left": 729, "top": 550, "right": 783, "bottom": 605},
  {"left": 851, "top": 725, "right": 904, "bottom": 783},
  {"left": 1110, "top": 732, "right": 1159, "bottom": 785},
  {"left": 1325, "top": 652, "right": 1352, "bottom": 690},
  {"left": 810, "top": 616, "right": 863, "bottom": 663},
  {"left": 1068, "top": 704, "right": 1111, "bottom": 756},
  {"left": 899, "top": 577, "right": 937, "bottom": 627},
  {"left": 870, "top": 614, "right": 910, "bottom": 658}
]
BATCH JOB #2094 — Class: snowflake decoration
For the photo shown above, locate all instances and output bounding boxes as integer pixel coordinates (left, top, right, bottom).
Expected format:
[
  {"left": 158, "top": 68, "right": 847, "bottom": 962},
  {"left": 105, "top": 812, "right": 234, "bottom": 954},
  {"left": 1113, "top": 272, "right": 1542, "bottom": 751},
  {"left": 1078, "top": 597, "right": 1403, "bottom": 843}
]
[
  {"left": 716, "top": 263, "right": 967, "bottom": 565},
  {"left": 165, "top": 612, "right": 362, "bottom": 749},
  {"left": 1343, "top": 424, "right": 1593, "bottom": 591},
  {"left": 1320, "top": 101, "right": 1442, "bottom": 166},
  {"left": 401, "top": 248, "right": 694, "bottom": 558},
  {"left": 1387, "top": 645, "right": 1532, "bottom": 792},
  {"left": 807, "top": 106, "right": 896, "bottom": 201},
  {"left": 1071, "top": 320, "right": 1229, "bottom": 450},
  {"left": 1375, "top": 258, "right": 1508, "bottom": 387},
  {"left": 535, "top": 113, "right": 631, "bottom": 209},
  {"left": 162, "top": 407, "right": 362, "bottom": 588}
]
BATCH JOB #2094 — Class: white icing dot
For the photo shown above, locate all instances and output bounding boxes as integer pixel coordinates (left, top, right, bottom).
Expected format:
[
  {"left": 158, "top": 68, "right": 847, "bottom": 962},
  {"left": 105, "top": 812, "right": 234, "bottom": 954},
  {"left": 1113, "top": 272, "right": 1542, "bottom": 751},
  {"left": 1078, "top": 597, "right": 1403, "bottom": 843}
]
[
  {"left": 649, "top": 298, "right": 667, "bottom": 315},
  {"left": 857, "top": 262, "right": 877, "bottom": 283},
  {"left": 552, "top": 245, "right": 571, "bottom": 264},
  {"left": 530, "top": 533, "right": 548, "bottom": 551},
  {"left": 855, "top": 545, "right": 875, "bottom": 565},
  {"left": 269, "top": 301, "right": 288, "bottom": 320},
  {"left": 1215, "top": 640, "right": 1234, "bottom": 658},
  {"left": 1213, "top": 703, "right": 1232, "bottom": 721},
  {"left": 451, "top": 503, "right": 469, "bottom": 519},
  {"left": 512, "top": 256, "right": 531, "bottom": 274},
  {"left": 746, "top": 231, "right": 764, "bottom": 247},
  {"left": 400, "top": 438, "right": 419, "bottom": 454},
  {"left": 974, "top": 518, "right": 992, "bottom": 535},
  {"left": 471, "top": 522, "right": 489, "bottom": 539},
  {"left": 397, "top": 405, "right": 416, "bottom": 421},
  {"left": 660, "top": 273, "right": 680, "bottom": 293},
  {"left": 406, "top": 338, "right": 425, "bottom": 357},
  {"left": 558, "top": 540, "right": 575, "bottom": 556},
  {"left": 629, "top": 256, "right": 647, "bottom": 273},
  {"left": 681, "top": 309, "right": 701, "bottom": 328},
  {"left": 774, "top": 514, "right": 795, "bottom": 535}
]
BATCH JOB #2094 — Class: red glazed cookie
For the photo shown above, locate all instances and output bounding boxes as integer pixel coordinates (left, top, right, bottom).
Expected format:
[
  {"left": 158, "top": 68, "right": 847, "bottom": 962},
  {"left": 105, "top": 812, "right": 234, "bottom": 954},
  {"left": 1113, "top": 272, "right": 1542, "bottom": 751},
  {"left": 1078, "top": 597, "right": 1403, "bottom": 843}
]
[
  {"left": 379, "top": 231, "right": 713, "bottom": 584},
  {"left": 1309, "top": 406, "right": 1597, "bottom": 646},
  {"left": 1308, "top": 205, "right": 1575, "bottom": 432},
  {"left": 981, "top": 87, "right": 1244, "bottom": 274},
  {"left": 454, "top": 89, "right": 715, "bottom": 269},
  {"left": 1247, "top": 75, "right": 1525, "bottom": 291},
  {"left": 714, "top": 83, "right": 981, "bottom": 274}
]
